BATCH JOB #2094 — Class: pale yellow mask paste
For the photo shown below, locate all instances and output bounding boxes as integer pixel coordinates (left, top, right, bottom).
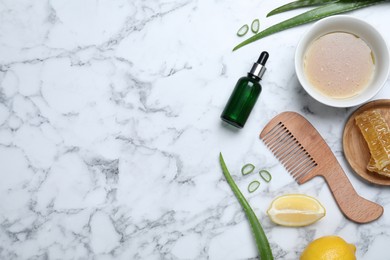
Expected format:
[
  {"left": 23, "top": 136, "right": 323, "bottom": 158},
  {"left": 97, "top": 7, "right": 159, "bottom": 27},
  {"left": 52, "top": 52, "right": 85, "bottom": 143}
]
[{"left": 304, "top": 32, "right": 375, "bottom": 99}]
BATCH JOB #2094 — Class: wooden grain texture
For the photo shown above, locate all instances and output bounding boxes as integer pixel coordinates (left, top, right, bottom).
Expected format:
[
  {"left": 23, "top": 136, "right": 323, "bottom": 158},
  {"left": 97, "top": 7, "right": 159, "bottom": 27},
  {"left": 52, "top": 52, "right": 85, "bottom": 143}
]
[
  {"left": 260, "top": 111, "right": 383, "bottom": 224},
  {"left": 343, "top": 99, "right": 390, "bottom": 186}
]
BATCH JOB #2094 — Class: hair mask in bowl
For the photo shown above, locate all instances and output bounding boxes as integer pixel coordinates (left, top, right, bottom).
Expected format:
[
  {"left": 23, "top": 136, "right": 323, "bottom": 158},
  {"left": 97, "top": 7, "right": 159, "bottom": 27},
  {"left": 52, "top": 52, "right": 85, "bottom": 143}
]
[
  {"left": 304, "top": 31, "right": 375, "bottom": 99},
  {"left": 295, "top": 15, "right": 389, "bottom": 108}
]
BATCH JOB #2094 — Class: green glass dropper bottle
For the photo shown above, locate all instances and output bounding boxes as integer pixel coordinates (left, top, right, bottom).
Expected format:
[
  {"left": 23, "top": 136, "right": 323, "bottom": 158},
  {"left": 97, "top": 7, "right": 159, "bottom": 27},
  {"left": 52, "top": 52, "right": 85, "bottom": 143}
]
[{"left": 221, "top": 51, "right": 269, "bottom": 128}]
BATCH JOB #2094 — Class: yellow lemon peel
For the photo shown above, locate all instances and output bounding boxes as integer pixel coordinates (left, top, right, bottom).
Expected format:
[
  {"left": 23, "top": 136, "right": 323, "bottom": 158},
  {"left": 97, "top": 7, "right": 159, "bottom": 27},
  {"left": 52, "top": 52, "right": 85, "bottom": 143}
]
[{"left": 300, "top": 236, "right": 356, "bottom": 260}]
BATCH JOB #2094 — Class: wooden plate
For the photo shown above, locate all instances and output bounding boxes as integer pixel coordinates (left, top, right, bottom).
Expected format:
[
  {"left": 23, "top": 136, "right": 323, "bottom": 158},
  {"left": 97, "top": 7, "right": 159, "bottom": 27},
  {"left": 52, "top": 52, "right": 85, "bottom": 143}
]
[{"left": 343, "top": 99, "right": 390, "bottom": 186}]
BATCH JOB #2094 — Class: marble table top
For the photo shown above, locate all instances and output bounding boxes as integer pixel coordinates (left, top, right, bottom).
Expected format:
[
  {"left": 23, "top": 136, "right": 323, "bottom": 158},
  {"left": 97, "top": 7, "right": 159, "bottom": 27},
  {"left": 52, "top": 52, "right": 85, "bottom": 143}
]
[{"left": 0, "top": 1, "right": 389, "bottom": 259}]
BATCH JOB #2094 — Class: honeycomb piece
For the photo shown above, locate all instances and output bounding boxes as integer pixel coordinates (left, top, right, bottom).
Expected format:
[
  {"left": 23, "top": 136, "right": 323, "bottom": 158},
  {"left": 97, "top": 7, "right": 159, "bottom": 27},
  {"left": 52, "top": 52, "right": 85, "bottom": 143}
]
[
  {"left": 368, "top": 157, "right": 390, "bottom": 178},
  {"left": 355, "top": 110, "right": 390, "bottom": 170}
]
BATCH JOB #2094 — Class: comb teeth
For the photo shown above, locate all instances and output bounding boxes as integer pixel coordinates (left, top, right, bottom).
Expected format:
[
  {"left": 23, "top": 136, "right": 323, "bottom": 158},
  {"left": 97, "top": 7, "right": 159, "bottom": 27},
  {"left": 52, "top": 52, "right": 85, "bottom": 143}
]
[{"left": 262, "top": 122, "right": 318, "bottom": 182}]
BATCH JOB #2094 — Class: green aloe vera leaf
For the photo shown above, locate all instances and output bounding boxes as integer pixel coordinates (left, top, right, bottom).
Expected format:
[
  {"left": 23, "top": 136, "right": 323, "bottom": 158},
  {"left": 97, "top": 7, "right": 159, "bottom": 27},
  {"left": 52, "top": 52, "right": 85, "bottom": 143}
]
[
  {"left": 267, "top": 0, "right": 339, "bottom": 17},
  {"left": 219, "top": 153, "right": 273, "bottom": 260},
  {"left": 233, "top": 0, "right": 388, "bottom": 51}
]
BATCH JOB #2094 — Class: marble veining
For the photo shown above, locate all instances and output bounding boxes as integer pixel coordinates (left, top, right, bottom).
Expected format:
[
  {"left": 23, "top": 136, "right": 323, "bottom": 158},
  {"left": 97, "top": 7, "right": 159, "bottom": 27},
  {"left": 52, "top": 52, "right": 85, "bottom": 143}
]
[{"left": 0, "top": 0, "right": 390, "bottom": 259}]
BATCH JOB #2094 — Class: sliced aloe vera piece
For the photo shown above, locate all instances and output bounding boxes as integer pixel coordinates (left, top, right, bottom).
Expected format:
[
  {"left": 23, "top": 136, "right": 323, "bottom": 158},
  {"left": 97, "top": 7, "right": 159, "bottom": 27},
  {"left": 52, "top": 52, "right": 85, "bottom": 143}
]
[
  {"left": 259, "top": 170, "right": 272, "bottom": 182},
  {"left": 237, "top": 24, "right": 249, "bottom": 37},
  {"left": 242, "top": 163, "right": 255, "bottom": 175},
  {"left": 251, "top": 19, "right": 260, "bottom": 33},
  {"left": 248, "top": 180, "right": 261, "bottom": 193}
]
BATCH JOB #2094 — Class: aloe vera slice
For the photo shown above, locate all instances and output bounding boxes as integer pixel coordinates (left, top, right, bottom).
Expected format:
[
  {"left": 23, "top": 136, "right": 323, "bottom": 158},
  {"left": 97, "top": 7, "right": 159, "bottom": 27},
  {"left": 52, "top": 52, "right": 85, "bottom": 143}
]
[
  {"left": 237, "top": 24, "right": 249, "bottom": 36},
  {"left": 259, "top": 170, "right": 272, "bottom": 182},
  {"left": 248, "top": 180, "right": 261, "bottom": 193},
  {"left": 267, "top": 0, "right": 339, "bottom": 17},
  {"left": 251, "top": 19, "right": 260, "bottom": 33},
  {"left": 219, "top": 153, "right": 273, "bottom": 260},
  {"left": 242, "top": 163, "right": 255, "bottom": 175},
  {"left": 233, "top": 0, "right": 387, "bottom": 51}
]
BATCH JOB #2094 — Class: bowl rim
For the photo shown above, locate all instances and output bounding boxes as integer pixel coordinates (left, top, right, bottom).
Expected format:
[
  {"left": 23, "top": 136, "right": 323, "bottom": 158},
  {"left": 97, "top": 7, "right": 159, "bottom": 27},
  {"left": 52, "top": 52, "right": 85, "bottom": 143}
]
[{"left": 295, "top": 15, "right": 390, "bottom": 108}]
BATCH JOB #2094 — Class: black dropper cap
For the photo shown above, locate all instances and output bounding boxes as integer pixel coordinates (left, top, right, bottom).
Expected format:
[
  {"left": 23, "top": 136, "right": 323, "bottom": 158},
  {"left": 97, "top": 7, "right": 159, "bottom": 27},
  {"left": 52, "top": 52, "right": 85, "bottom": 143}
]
[
  {"left": 257, "top": 51, "right": 269, "bottom": 65},
  {"left": 249, "top": 51, "right": 269, "bottom": 79}
]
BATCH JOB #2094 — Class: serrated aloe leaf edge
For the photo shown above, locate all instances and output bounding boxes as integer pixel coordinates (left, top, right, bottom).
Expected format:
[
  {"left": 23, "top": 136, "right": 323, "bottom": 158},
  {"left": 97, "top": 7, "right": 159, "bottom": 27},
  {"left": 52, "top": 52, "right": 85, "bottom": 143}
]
[{"left": 267, "top": 0, "right": 340, "bottom": 17}]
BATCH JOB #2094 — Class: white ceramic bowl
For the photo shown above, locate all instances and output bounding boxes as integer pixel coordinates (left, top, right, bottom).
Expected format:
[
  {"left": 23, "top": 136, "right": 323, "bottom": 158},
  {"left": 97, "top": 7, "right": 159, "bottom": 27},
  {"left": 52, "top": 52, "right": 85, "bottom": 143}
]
[{"left": 295, "top": 15, "right": 389, "bottom": 107}]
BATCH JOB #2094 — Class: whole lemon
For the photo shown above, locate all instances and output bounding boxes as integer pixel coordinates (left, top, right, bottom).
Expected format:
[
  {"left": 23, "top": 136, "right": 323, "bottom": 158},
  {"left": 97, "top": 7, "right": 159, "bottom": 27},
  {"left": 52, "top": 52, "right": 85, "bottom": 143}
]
[{"left": 300, "top": 236, "right": 356, "bottom": 260}]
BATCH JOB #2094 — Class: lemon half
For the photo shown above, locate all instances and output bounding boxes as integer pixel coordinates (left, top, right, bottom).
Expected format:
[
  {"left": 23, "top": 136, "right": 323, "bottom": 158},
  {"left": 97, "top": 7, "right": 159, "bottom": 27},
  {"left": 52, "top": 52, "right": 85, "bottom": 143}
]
[{"left": 267, "top": 194, "right": 326, "bottom": 227}]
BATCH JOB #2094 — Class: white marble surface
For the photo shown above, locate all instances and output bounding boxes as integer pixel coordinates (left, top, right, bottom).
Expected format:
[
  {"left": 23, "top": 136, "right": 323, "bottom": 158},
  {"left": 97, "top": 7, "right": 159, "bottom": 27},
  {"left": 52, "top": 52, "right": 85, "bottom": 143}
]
[{"left": 0, "top": 0, "right": 390, "bottom": 259}]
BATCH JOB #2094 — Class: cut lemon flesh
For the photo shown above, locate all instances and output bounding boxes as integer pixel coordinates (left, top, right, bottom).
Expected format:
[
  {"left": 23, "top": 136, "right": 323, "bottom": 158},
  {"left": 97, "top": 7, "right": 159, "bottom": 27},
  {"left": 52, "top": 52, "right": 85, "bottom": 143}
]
[
  {"left": 355, "top": 110, "right": 390, "bottom": 171},
  {"left": 267, "top": 194, "right": 326, "bottom": 227}
]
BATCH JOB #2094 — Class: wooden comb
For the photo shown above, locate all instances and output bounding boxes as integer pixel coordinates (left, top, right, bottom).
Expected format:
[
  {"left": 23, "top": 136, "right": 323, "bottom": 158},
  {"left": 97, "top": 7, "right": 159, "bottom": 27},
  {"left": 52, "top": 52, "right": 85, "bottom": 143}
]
[{"left": 260, "top": 111, "right": 383, "bottom": 224}]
